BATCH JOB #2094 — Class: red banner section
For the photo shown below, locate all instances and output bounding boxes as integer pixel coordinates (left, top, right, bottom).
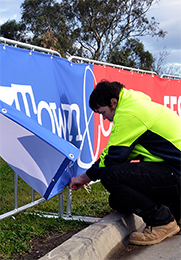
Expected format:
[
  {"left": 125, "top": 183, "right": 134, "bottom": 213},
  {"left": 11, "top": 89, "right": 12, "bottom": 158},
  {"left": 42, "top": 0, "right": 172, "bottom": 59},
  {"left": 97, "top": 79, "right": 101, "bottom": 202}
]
[
  {"left": 93, "top": 65, "right": 181, "bottom": 113},
  {"left": 93, "top": 65, "right": 181, "bottom": 159}
]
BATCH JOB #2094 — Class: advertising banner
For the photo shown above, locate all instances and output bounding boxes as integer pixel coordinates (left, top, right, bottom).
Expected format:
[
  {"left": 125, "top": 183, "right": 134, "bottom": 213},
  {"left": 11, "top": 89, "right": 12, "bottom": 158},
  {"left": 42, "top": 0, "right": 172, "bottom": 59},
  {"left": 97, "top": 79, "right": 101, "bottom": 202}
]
[
  {"left": 0, "top": 100, "right": 80, "bottom": 199},
  {"left": 0, "top": 44, "right": 180, "bottom": 199}
]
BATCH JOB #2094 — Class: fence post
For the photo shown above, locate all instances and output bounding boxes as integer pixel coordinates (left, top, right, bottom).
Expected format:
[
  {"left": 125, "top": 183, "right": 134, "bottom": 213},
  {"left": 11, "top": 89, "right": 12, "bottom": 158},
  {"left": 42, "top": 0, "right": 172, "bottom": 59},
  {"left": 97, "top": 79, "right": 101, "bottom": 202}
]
[
  {"left": 66, "top": 187, "right": 72, "bottom": 216},
  {"left": 14, "top": 171, "right": 18, "bottom": 210},
  {"left": 58, "top": 193, "right": 64, "bottom": 218},
  {"left": 31, "top": 188, "right": 34, "bottom": 202}
]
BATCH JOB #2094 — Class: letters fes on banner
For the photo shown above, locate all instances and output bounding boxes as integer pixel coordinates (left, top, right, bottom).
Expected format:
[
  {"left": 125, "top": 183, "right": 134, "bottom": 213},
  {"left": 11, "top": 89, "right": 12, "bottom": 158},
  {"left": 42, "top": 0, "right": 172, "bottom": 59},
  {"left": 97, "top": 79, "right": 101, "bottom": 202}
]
[{"left": 0, "top": 44, "right": 180, "bottom": 198}]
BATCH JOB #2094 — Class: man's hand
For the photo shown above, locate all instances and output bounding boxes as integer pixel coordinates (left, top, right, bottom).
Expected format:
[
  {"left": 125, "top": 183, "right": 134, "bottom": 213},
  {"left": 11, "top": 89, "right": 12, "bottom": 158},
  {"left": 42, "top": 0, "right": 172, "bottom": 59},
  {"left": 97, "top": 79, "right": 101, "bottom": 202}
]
[{"left": 69, "top": 172, "right": 91, "bottom": 191}]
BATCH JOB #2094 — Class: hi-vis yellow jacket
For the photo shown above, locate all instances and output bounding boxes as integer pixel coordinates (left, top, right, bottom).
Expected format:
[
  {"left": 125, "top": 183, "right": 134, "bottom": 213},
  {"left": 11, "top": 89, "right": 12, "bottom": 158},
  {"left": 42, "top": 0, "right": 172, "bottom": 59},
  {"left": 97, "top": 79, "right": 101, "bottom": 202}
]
[{"left": 86, "top": 88, "right": 181, "bottom": 181}]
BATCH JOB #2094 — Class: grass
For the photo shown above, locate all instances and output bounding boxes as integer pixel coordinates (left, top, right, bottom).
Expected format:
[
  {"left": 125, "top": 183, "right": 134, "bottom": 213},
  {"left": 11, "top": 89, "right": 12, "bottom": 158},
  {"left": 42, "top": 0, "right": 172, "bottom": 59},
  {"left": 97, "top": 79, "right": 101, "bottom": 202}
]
[
  {"left": 0, "top": 157, "right": 112, "bottom": 259},
  {"left": 1, "top": 213, "right": 88, "bottom": 259}
]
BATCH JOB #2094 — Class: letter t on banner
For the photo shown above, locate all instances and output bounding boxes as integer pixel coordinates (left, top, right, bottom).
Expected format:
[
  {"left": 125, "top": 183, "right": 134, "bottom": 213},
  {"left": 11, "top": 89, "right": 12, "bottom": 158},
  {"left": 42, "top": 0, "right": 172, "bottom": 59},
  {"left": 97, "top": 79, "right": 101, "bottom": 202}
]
[{"left": 0, "top": 100, "right": 80, "bottom": 200}]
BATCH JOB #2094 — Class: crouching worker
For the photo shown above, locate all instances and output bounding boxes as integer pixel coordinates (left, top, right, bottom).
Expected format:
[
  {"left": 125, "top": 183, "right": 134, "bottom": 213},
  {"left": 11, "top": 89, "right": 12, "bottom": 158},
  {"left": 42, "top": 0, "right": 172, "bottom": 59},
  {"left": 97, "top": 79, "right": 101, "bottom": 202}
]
[{"left": 69, "top": 80, "right": 181, "bottom": 245}]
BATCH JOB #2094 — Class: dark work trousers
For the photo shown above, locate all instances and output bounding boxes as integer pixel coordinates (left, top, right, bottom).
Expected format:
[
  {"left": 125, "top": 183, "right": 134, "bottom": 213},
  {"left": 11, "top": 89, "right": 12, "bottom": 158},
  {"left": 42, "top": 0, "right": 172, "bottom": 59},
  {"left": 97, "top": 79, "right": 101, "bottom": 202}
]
[{"left": 100, "top": 162, "right": 181, "bottom": 227}]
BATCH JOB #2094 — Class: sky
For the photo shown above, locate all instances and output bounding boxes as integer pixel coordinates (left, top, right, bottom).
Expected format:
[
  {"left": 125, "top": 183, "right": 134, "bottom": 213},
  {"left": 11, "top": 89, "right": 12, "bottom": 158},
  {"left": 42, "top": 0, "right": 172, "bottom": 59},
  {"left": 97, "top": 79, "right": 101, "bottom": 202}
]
[{"left": 0, "top": 0, "right": 181, "bottom": 69}]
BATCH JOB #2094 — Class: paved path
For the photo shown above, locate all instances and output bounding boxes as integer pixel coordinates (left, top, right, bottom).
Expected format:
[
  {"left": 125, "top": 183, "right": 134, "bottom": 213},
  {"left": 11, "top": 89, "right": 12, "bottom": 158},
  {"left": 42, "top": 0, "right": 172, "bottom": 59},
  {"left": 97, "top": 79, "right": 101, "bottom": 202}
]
[{"left": 111, "top": 234, "right": 181, "bottom": 259}]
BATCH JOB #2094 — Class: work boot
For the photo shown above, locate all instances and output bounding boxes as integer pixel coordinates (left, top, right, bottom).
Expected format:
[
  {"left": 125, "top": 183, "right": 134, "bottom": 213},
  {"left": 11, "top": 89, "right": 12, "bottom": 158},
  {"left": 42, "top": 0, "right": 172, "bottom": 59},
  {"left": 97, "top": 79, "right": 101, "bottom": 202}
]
[
  {"left": 129, "top": 220, "right": 180, "bottom": 245},
  {"left": 177, "top": 219, "right": 181, "bottom": 235}
]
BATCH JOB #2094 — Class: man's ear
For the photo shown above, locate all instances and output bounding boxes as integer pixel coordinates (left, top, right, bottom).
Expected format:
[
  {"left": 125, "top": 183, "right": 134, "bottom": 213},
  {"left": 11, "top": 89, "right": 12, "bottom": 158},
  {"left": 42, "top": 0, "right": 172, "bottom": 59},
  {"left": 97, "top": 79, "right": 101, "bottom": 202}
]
[{"left": 110, "top": 98, "right": 118, "bottom": 109}]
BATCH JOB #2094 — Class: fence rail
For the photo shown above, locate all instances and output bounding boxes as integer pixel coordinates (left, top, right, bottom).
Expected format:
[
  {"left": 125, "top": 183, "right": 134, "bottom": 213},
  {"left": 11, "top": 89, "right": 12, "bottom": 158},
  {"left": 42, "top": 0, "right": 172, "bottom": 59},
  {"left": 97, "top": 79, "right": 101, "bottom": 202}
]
[
  {"left": 68, "top": 55, "right": 157, "bottom": 75},
  {"left": 0, "top": 37, "right": 61, "bottom": 57},
  {"left": 161, "top": 74, "right": 181, "bottom": 80}
]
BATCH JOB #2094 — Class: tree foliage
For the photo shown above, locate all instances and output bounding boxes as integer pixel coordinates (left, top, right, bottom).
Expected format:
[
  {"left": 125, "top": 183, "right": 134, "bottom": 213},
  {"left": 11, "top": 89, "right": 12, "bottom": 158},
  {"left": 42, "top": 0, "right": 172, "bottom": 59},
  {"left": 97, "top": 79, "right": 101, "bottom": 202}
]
[
  {"left": 0, "top": 20, "right": 26, "bottom": 41},
  {"left": 20, "top": 0, "right": 166, "bottom": 59},
  {"left": 20, "top": 0, "right": 75, "bottom": 55},
  {"left": 61, "top": 0, "right": 166, "bottom": 60},
  {"left": 0, "top": 0, "right": 166, "bottom": 68},
  {"left": 109, "top": 38, "right": 154, "bottom": 71}
]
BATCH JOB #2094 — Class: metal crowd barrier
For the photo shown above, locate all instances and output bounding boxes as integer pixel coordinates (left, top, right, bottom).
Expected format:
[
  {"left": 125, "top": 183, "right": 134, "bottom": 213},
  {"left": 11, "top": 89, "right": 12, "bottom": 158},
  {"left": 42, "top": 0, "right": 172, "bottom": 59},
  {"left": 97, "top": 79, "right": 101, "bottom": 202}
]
[
  {"left": 0, "top": 170, "right": 100, "bottom": 223},
  {"left": 0, "top": 38, "right": 179, "bottom": 221},
  {"left": 0, "top": 171, "right": 66, "bottom": 221}
]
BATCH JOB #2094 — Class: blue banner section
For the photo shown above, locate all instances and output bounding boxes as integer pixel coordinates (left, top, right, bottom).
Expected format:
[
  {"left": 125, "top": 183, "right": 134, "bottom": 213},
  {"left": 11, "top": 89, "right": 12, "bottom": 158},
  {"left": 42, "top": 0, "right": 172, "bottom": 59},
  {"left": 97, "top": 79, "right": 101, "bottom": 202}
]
[
  {"left": 0, "top": 100, "right": 80, "bottom": 199},
  {"left": 0, "top": 44, "right": 95, "bottom": 197}
]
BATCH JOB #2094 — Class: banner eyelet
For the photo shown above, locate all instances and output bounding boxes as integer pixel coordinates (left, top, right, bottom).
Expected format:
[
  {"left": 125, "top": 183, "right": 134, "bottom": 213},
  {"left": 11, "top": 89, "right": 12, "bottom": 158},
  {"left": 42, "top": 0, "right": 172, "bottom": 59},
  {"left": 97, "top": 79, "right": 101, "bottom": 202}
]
[
  {"left": 69, "top": 154, "right": 74, "bottom": 159},
  {"left": 2, "top": 108, "right": 7, "bottom": 113}
]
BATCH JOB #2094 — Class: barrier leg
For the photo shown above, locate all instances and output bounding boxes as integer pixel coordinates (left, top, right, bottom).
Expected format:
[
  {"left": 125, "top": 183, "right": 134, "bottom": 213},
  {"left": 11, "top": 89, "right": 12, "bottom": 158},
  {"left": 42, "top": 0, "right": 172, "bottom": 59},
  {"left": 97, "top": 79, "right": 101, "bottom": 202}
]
[
  {"left": 66, "top": 187, "right": 72, "bottom": 216},
  {"left": 14, "top": 171, "right": 18, "bottom": 210},
  {"left": 58, "top": 193, "right": 64, "bottom": 218}
]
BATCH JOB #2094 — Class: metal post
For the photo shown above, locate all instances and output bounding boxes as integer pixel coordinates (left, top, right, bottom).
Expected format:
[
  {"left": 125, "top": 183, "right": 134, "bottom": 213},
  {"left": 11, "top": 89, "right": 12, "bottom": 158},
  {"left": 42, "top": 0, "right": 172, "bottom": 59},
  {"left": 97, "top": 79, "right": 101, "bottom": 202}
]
[
  {"left": 14, "top": 171, "right": 18, "bottom": 210},
  {"left": 66, "top": 187, "right": 72, "bottom": 216},
  {"left": 31, "top": 188, "right": 35, "bottom": 202},
  {"left": 58, "top": 193, "right": 64, "bottom": 218}
]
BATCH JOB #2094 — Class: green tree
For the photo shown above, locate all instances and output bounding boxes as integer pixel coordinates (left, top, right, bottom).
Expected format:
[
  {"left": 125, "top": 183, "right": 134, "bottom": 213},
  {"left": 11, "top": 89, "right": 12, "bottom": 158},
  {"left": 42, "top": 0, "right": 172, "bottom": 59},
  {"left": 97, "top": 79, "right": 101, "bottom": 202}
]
[
  {"left": 109, "top": 38, "right": 154, "bottom": 71},
  {"left": 20, "top": 0, "right": 74, "bottom": 56},
  {"left": 0, "top": 20, "right": 26, "bottom": 41},
  {"left": 61, "top": 0, "right": 166, "bottom": 60},
  {"left": 1, "top": 0, "right": 166, "bottom": 61}
]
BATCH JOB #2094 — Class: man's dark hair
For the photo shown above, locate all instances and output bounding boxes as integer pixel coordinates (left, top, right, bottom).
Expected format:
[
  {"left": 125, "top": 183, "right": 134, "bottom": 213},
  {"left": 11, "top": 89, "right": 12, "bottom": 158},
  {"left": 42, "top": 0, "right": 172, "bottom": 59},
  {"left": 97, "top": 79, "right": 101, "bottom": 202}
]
[{"left": 89, "top": 80, "right": 124, "bottom": 112}]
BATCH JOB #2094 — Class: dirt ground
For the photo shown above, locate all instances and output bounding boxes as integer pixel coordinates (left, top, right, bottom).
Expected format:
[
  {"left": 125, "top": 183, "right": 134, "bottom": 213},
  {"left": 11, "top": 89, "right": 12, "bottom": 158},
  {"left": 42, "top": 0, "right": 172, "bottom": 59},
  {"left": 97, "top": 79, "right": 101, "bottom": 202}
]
[
  {"left": 13, "top": 230, "right": 137, "bottom": 260},
  {"left": 13, "top": 225, "right": 89, "bottom": 260}
]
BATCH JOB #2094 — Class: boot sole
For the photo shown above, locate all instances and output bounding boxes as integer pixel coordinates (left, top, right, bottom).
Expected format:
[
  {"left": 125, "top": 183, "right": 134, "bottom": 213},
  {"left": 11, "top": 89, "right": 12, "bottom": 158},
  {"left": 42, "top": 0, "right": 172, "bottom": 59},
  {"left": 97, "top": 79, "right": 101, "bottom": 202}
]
[{"left": 129, "top": 225, "right": 180, "bottom": 245}]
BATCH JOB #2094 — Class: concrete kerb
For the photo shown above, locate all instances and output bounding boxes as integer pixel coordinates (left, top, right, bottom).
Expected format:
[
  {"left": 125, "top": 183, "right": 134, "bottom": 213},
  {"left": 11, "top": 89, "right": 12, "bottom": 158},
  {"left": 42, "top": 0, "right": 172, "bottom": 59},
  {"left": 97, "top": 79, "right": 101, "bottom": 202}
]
[{"left": 40, "top": 212, "right": 144, "bottom": 260}]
